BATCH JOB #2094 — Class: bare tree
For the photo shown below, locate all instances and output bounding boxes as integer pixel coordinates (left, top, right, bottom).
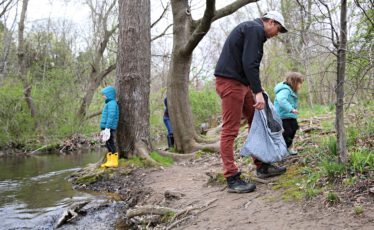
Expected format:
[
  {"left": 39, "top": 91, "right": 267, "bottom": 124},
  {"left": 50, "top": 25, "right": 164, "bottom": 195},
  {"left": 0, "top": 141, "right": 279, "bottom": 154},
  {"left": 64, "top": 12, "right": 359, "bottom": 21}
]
[
  {"left": 77, "top": 0, "right": 117, "bottom": 119},
  {"left": 167, "top": 0, "right": 258, "bottom": 153},
  {"left": 336, "top": 0, "right": 347, "bottom": 163},
  {"left": 116, "top": 0, "right": 155, "bottom": 162},
  {"left": 0, "top": 0, "right": 16, "bottom": 18},
  {"left": 17, "top": 0, "right": 39, "bottom": 128}
]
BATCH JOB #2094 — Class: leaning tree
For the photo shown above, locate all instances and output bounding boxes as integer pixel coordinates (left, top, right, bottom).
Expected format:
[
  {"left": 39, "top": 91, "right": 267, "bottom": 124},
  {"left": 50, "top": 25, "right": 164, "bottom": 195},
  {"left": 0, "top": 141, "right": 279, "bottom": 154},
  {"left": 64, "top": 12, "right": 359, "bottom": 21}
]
[{"left": 167, "top": 0, "right": 258, "bottom": 153}]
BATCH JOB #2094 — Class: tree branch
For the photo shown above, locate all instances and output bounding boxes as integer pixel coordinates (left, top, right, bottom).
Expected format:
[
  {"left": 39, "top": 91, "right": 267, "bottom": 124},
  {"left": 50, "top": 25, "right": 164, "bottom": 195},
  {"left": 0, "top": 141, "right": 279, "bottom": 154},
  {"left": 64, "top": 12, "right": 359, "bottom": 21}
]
[
  {"left": 354, "top": 0, "right": 374, "bottom": 27},
  {"left": 181, "top": 0, "right": 215, "bottom": 55},
  {"left": 151, "top": 24, "right": 173, "bottom": 42},
  {"left": 211, "top": 0, "right": 258, "bottom": 22},
  {"left": 151, "top": 2, "right": 170, "bottom": 28},
  {"left": 181, "top": 0, "right": 258, "bottom": 55}
]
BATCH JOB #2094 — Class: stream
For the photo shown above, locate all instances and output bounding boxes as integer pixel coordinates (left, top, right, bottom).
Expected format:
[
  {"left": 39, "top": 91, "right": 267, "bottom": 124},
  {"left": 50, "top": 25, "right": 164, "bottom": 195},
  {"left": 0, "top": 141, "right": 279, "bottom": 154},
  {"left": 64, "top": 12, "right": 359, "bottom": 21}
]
[{"left": 0, "top": 149, "right": 125, "bottom": 230}]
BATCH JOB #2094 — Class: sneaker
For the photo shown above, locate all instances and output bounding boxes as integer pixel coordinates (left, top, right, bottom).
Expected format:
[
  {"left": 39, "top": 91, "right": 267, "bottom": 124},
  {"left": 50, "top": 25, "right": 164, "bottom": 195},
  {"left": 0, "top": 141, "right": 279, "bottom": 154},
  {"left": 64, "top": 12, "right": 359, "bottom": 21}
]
[
  {"left": 256, "top": 163, "right": 287, "bottom": 179},
  {"left": 226, "top": 172, "right": 256, "bottom": 193}
]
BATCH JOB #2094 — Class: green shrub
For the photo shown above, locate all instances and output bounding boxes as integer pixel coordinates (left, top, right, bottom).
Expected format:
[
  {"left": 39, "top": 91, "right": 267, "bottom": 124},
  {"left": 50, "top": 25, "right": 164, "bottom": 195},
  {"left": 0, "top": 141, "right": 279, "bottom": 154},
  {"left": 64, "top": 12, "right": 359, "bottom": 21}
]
[
  {"left": 353, "top": 205, "right": 364, "bottom": 215},
  {"left": 189, "top": 82, "right": 220, "bottom": 128},
  {"left": 326, "top": 191, "right": 339, "bottom": 204},
  {"left": 349, "top": 149, "right": 374, "bottom": 174},
  {"left": 321, "top": 137, "right": 337, "bottom": 156},
  {"left": 320, "top": 159, "right": 346, "bottom": 178}
]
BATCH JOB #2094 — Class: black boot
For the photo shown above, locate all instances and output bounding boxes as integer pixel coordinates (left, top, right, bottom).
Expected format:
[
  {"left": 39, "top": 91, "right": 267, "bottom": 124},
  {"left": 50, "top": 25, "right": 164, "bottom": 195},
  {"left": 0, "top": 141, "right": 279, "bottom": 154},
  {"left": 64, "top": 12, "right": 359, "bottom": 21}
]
[
  {"left": 167, "top": 134, "right": 174, "bottom": 149},
  {"left": 226, "top": 172, "right": 256, "bottom": 193},
  {"left": 256, "top": 163, "right": 287, "bottom": 179},
  {"left": 170, "top": 134, "right": 174, "bottom": 147},
  {"left": 167, "top": 135, "right": 172, "bottom": 148}
]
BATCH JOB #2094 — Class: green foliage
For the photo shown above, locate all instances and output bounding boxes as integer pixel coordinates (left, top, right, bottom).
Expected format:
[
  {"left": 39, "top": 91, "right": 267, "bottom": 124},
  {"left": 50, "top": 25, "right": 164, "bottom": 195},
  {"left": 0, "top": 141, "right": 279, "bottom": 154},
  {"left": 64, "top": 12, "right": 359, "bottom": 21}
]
[
  {"left": 0, "top": 79, "right": 36, "bottom": 146},
  {"left": 321, "top": 137, "right": 337, "bottom": 156},
  {"left": 0, "top": 67, "right": 97, "bottom": 149},
  {"left": 119, "top": 156, "right": 147, "bottom": 168},
  {"left": 150, "top": 151, "right": 174, "bottom": 166},
  {"left": 349, "top": 149, "right": 374, "bottom": 174},
  {"left": 271, "top": 165, "right": 305, "bottom": 201},
  {"left": 299, "top": 104, "right": 333, "bottom": 118},
  {"left": 189, "top": 82, "right": 220, "bottom": 128},
  {"left": 325, "top": 191, "right": 339, "bottom": 204},
  {"left": 346, "top": 127, "right": 359, "bottom": 147},
  {"left": 206, "top": 172, "right": 226, "bottom": 186},
  {"left": 320, "top": 159, "right": 346, "bottom": 179},
  {"left": 353, "top": 206, "right": 364, "bottom": 215}
]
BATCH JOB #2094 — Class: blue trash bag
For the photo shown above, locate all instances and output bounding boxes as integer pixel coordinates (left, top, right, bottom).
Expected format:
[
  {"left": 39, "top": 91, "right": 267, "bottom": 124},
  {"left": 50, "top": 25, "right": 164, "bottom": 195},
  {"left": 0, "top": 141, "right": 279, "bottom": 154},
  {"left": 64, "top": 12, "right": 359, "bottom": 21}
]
[{"left": 240, "top": 93, "right": 289, "bottom": 163}]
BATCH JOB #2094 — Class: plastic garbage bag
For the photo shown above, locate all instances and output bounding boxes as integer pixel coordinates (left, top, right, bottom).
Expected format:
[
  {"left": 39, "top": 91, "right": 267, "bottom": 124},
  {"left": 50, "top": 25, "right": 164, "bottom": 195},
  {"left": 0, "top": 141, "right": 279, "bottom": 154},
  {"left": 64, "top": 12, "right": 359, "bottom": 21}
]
[{"left": 240, "top": 93, "right": 288, "bottom": 163}]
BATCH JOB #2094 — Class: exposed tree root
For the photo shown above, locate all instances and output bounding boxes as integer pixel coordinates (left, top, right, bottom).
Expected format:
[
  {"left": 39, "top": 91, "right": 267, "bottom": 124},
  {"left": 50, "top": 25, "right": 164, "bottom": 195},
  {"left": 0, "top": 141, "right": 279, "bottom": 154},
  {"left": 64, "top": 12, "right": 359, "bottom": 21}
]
[
  {"left": 157, "top": 149, "right": 195, "bottom": 162},
  {"left": 126, "top": 205, "right": 178, "bottom": 218},
  {"left": 126, "top": 197, "right": 218, "bottom": 229},
  {"left": 194, "top": 134, "right": 220, "bottom": 144},
  {"left": 193, "top": 141, "right": 220, "bottom": 153},
  {"left": 206, "top": 124, "right": 222, "bottom": 136},
  {"left": 134, "top": 141, "right": 158, "bottom": 165}
]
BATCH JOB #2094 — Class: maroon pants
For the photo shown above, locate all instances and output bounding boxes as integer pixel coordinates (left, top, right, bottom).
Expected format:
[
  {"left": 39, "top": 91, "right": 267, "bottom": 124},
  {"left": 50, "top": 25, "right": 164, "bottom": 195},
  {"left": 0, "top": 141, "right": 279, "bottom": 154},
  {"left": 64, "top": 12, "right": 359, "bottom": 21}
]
[{"left": 216, "top": 77, "right": 256, "bottom": 177}]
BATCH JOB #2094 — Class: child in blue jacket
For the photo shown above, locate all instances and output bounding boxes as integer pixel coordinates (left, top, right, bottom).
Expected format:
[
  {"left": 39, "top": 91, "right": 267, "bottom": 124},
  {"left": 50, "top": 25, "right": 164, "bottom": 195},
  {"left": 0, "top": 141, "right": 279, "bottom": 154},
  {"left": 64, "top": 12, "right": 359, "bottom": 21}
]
[
  {"left": 274, "top": 72, "right": 304, "bottom": 155},
  {"left": 100, "top": 86, "right": 119, "bottom": 167}
]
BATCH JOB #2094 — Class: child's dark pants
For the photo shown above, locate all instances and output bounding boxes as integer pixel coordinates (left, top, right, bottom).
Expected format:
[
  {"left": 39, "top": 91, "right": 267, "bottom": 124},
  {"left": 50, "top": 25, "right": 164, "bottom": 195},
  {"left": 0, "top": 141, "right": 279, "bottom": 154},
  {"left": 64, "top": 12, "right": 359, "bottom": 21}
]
[
  {"left": 281, "top": 118, "right": 299, "bottom": 148},
  {"left": 106, "top": 129, "right": 117, "bottom": 153}
]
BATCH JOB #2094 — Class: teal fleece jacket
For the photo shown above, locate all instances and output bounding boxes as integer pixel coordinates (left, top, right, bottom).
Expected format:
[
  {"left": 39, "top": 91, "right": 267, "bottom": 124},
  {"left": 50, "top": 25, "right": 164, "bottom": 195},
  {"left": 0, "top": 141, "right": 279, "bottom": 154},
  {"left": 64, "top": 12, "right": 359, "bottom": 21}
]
[{"left": 274, "top": 82, "right": 298, "bottom": 119}]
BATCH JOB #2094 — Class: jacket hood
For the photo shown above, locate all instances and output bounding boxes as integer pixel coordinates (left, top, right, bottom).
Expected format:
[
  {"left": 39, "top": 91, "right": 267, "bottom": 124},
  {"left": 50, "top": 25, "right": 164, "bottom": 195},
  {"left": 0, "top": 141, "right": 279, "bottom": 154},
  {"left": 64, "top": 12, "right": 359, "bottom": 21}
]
[
  {"left": 101, "top": 86, "right": 116, "bottom": 101},
  {"left": 274, "top": 82, "right": 296, "bottom": 97}
]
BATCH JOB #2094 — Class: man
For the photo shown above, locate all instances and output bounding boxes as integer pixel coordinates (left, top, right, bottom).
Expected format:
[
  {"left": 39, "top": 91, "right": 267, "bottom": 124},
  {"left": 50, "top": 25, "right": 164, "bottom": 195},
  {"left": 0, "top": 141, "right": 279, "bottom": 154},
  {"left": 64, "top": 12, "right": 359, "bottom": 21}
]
[{"left": 215, "top": 11, "right": 288, "bottom": 193}]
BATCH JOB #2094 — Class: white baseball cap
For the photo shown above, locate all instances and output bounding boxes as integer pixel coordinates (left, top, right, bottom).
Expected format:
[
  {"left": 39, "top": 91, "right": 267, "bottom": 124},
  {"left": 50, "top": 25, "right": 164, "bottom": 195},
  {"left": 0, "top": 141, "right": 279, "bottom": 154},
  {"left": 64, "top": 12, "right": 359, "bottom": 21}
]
[{"left": 263, "top": 11, "right": 288, "bottom": 33}]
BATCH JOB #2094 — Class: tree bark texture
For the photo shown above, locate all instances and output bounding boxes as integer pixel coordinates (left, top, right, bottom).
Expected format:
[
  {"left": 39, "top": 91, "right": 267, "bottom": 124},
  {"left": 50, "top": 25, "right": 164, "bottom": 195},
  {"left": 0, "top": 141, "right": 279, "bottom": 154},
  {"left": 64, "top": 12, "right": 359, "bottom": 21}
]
[
  {"left": 168, "top": 0, "right": 258, "bottom": 153},
  {"left": 116, "top": 0, "right": 152, "bottom": 157},
  {"left": 17, "top": 0, "right": 38, "bottom": 128},
  {"left": 336, "top": 0, "right": 347, "bottom": 163}
]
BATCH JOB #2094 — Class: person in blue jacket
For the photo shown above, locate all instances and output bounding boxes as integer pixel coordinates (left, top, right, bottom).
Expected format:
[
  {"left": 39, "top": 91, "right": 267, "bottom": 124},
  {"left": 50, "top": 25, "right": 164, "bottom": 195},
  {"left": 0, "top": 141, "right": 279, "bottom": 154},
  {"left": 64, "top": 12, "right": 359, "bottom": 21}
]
[
  {"left": 274, "top": 72, "right": 304, "bottom": 155},
  {"left": 163, "top": 97, "right": 174, "bottom": 149},
  {"left": 100, "top": 86, "right": 119, "bottom": 168}
]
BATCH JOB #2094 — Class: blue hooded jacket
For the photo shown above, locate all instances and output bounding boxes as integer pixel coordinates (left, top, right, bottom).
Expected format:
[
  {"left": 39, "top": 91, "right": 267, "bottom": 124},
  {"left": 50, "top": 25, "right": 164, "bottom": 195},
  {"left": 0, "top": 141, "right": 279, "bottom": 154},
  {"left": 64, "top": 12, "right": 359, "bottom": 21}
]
[
  {"left": 274, "top": 82, "right": 298, "bottom": 119},
  {"left": 100, "top": 86, "right": 119, "bottom": 129}
]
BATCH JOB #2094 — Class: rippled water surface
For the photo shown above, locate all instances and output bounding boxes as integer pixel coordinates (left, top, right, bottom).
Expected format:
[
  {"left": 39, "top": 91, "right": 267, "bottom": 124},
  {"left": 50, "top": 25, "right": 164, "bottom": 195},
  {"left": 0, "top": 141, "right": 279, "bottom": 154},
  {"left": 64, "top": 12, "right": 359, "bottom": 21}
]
[{"left": 0, "top": 150, "right": 103, "bottom": 229}]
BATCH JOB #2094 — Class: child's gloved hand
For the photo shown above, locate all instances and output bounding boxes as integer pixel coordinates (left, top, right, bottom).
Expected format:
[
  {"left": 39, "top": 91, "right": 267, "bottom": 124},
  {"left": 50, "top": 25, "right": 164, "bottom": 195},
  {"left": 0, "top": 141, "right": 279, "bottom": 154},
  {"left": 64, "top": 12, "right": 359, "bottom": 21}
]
[{"left": 101, "top": 128, "right": 111, "bottom": 142}]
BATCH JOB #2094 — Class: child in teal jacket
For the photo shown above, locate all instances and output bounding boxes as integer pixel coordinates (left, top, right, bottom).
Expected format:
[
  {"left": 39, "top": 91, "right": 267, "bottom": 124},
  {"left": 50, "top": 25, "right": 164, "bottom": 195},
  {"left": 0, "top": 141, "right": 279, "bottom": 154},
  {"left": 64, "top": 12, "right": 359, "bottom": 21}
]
[
  {"left": 274, "top": 72, "right": 304, "bottom": 154},
  {"left": 100, "top": 86, "right": 119, "bottom": 167}
]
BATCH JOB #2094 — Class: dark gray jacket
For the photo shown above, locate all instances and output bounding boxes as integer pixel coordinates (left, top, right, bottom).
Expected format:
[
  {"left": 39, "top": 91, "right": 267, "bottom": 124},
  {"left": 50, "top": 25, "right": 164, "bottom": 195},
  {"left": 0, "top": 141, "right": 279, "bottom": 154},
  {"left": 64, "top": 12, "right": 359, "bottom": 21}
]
[{"left": 214, "top": 18, "right": 267, "bottom": 94}]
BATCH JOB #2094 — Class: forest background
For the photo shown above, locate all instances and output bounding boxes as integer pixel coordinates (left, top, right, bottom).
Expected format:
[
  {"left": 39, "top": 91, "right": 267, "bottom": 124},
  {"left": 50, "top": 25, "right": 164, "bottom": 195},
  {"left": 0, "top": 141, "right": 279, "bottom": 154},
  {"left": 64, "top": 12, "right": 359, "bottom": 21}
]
[{"left": 0, "top": 0, "right": 372, "bottom": 158}]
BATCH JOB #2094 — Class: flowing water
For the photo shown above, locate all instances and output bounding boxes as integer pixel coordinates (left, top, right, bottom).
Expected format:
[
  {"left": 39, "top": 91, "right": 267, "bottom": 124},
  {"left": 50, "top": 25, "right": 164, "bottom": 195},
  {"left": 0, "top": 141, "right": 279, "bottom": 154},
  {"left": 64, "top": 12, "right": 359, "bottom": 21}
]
[{"left": 0, "top": 150, "right": 107, "bottom": 229}]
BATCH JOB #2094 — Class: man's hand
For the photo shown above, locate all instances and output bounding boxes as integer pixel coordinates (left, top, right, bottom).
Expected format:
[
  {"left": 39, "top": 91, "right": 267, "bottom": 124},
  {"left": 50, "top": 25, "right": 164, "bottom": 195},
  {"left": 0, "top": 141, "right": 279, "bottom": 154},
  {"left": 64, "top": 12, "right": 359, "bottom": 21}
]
[
  {"left": 253, "top": 92, "right": 265, "bottom": 110},
  {"left": 291, "top": 109, "right": 299, "bottom": 114}
]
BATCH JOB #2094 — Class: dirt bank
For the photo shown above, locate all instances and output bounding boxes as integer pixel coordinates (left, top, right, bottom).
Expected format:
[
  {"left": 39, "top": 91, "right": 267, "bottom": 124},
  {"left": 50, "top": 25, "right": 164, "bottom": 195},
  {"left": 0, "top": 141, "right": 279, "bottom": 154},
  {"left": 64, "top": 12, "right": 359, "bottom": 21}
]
[{"left": 68, "top": 152, "right": 373, "bottom": 230}]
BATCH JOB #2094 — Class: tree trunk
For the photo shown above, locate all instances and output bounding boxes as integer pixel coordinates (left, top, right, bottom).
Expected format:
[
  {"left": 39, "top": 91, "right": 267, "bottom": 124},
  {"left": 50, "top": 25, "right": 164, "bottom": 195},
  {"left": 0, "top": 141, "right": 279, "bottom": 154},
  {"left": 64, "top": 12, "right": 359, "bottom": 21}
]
[
  {"left": 116, "top": 0, "right": 153, "bottom": 160},
  {"left": 168, "top": 0, "right": 258, "bottom": 153},
  {"left": 336, "top": 0, "right": 347, "bottom": 163},
  {"left": 167, "top": 0, "right": 197, "bottom": 153},
  {"left": 17, "top": 0, "right": 38, "bottom": 128}
]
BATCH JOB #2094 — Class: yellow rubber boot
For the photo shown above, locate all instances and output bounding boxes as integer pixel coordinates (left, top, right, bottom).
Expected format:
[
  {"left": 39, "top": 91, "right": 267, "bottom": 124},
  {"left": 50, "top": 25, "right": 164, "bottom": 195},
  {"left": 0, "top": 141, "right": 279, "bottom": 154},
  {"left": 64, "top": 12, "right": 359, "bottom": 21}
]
[
  {"left": 106, "top": 152, "right": 118, "bottom": 168},
  {"left": 100, "top": 152, "right": 112, "bottom": 168}
]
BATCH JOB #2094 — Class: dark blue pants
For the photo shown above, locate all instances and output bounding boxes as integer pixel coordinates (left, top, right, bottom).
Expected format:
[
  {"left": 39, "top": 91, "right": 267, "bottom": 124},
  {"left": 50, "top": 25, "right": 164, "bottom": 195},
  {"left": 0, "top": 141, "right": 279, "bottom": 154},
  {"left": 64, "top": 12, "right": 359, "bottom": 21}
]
[{"left": 163, "top": 117, "right": 173, "bottom": 135}]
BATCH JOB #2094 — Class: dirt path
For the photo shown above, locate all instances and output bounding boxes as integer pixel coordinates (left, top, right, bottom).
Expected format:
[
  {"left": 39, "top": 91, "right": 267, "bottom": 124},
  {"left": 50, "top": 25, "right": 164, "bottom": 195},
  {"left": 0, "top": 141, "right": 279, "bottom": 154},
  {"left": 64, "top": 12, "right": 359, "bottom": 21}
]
[{"left": 140, "top": 154, "right": 374, "bottom": 230}]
